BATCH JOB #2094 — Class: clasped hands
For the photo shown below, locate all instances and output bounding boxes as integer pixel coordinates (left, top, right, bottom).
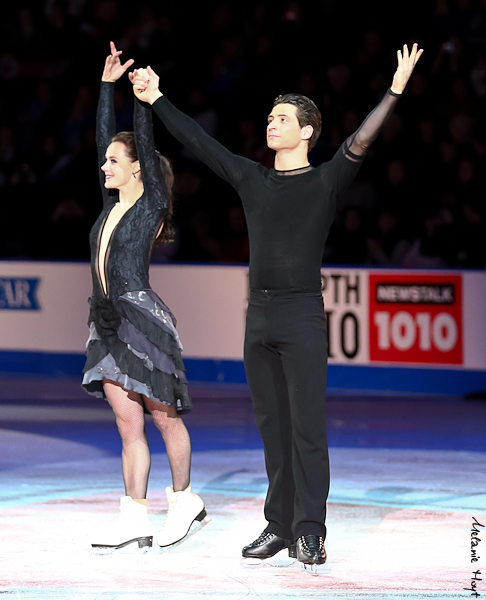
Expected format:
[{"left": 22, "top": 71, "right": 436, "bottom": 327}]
[{"left": 128, "top": 66, "right": 162, "bottom": 105}]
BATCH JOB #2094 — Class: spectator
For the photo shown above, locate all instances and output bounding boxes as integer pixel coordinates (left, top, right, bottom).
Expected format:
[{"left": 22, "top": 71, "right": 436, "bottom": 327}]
[
  {"left": 0, "top": 1, "right": 484, "bottom": 271},
  {"left": 366, "top": 210, "right": 410, "bottom": 265},
  {"left": 327, "top": 207, "right": 368, "bottom": 265}
]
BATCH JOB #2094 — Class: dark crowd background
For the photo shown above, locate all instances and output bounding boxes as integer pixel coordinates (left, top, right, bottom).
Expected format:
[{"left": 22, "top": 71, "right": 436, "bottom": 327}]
[{"left": 1, "top": 0, "right": 485, "bottom": 268}]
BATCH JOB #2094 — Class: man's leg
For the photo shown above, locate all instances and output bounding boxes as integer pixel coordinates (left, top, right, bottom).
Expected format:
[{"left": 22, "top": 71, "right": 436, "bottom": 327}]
[
  {"left": 243, "top": 293, "right": 295, "bottom": 541},
  {"left": 273, "top": 294, "right": 330, "bottom": 540}
]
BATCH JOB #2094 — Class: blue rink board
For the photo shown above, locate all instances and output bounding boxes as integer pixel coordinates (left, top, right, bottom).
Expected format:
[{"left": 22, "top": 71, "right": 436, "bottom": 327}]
[{"left": 0, "top": 349, "right": 485, "bottom": 396}]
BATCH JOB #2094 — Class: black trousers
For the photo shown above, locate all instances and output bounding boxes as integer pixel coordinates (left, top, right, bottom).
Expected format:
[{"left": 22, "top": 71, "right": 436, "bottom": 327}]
[{"left": 244, "top": 289, "right": 330, "bottom": 540}]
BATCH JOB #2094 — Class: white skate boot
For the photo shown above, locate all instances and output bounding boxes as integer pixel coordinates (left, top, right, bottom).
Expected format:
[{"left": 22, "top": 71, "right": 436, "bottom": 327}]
[
  {"left": 157, "top": 485, "right": 209, "bottom": 549},
  {"left": 91, "top": 496, "right": 154, "bottom": 552}
]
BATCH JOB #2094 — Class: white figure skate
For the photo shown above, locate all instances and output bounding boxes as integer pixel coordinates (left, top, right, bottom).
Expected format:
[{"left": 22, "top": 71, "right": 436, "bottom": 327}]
[
  {"left": 91, "top": 496, "right": 154, "bottom": 553},
  {"left": 158, "top": 485, "right": 209, "bottom": 550}
]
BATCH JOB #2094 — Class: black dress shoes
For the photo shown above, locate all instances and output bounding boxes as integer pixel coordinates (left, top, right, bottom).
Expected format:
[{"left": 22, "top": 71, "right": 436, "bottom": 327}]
[
  {"left": 242, "top": 531, "right": 293, "bottom": 559},
  {"left": 295, "top": 535, "right": 327, "bottom": 564}
]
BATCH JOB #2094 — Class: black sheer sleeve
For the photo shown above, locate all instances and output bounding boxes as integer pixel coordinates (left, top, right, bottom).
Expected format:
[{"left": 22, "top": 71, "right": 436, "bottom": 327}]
[
  {"left": 133, "top": 98, "right": 169, "bottom": 214},
  {"left": 96, "top": 82, "right": 117, "bottom": 207},
  {"left": 151, "top": 96, "right": 250, "bottom": 189},
  {"left": 323, "top": 89, "right": 400, "bottom": 194},
  {"left": 346, "top": 89, "right": 400, "bottom": 159}
]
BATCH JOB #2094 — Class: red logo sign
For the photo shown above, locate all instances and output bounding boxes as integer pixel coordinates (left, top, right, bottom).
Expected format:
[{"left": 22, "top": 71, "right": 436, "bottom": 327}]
[{"left": 369, "top": 273, "right": 463, "bottom": 365}]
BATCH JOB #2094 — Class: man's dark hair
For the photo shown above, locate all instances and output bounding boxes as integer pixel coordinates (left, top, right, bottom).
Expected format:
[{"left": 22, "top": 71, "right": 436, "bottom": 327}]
[{"left": 273, "top": 93, "right": 322, "bottom": 151}]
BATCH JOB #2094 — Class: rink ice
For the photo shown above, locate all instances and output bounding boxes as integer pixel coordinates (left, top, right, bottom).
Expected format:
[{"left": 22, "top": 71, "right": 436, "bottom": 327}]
[{"left": 0, "top": 380, "right": 485, "bottom": 599}]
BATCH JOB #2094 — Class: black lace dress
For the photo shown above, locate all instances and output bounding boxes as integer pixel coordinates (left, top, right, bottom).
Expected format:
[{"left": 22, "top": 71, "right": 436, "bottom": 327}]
[{"left": 81, "top": 82, "right": 192, "bottom": 414}]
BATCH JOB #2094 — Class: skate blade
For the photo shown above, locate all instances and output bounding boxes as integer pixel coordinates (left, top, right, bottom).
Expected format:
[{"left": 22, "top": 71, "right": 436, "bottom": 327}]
[
  {"left": 301, "top": 561, "right": 327, "bottom": 576},
  {"left": 91, "top": 536, "right": 153, "bottom": 555},
  {"left": 241, "top": 548, "right": 297, "bottom": 569},
  {"left": 158, "top": 515, "right": 211, "bottom": 553}
]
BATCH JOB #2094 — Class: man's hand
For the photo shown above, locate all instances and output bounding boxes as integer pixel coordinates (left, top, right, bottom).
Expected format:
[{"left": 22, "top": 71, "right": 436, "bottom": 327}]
[
  {"left": 101, "top": 41, "right": 134, "bottom": 83},
  {"left": 390, "top": 43, "right": 424, "bottom": 95},
  {"left": 128, "top": 66, "right": 163, "bottom": 105}
]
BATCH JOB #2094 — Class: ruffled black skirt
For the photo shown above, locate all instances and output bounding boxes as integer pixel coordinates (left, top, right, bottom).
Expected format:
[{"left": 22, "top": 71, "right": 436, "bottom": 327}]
[{"left": 82, "top": 289, "right": 192, "bottom": 414}]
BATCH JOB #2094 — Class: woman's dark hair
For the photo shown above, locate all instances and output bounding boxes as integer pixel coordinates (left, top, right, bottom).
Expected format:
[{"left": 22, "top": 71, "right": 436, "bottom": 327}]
[
  {"left": 111, "top": 131, "right": 175, "bottom": 244},
  {"left": 272, "top": 93, "right": 322, "bottom": 151}
]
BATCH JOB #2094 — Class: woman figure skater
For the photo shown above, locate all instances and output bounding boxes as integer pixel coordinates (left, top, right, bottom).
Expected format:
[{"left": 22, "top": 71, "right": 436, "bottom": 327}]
[{"left": 82, "top": 42, "right": 207, "bottom": 552}]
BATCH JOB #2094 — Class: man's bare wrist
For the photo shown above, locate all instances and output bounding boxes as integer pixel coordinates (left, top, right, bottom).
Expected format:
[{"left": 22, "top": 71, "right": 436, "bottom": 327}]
[
  {"left": 388, "top": 86, "right": 403, "bottom": 97},
  {"left": 149, "top": 90, "right": 163, "bottom": 105}
]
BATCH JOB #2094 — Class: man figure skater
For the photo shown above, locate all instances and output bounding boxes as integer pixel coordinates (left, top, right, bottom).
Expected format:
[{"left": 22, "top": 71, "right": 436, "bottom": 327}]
[{"left": 130, "top": 43, "right": 423, "bottom": 568}]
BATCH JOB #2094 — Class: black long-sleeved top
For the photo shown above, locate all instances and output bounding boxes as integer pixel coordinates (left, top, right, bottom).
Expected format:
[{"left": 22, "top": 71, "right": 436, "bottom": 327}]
[
  {"left": 153, "top": 90, "right": 399, "bottom": 292},
  {"left": 89, "top": 82, "right": 169, "bottom": 300}
]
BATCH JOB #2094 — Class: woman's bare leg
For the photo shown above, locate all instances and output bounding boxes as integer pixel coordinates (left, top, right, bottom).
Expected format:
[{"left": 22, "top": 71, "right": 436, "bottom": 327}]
[
  {"left": 144, "top": 397, "right": 191, "bottom": 492},
  {"left": 104, "top": 380, "right": 151, "bottom": 499}
]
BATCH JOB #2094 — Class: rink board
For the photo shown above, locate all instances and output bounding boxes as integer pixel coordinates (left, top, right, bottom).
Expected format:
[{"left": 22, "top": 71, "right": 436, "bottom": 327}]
[{"left": 0, "top": 261, "right": 485, "bottom": 393}]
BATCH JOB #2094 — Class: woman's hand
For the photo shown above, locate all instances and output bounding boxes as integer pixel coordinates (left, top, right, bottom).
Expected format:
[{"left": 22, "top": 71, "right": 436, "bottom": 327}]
[
  {"left": 129, "top": 66, "right": 163, "bottom": 105},
  {"left": 390, "top": 43, "right": 424, "bottom": 95},
  {"left": 101, "top": 41, "right": 134, "bottom": 83}
]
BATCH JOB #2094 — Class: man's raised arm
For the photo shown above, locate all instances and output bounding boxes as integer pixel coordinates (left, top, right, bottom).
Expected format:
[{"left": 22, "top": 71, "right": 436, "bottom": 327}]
[
  {"left": 129, "top": 67, "right": 248, "bottom": 188},
  {"left": 347, "top": 43, "right": 424, "bottom": 158},
  {"left": 325, "top": 43, "right": 424, "bottom": 194}
]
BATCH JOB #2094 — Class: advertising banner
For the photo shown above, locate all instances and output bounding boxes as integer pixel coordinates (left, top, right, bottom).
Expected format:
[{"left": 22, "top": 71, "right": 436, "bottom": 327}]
[
  {"left": 0, "top": 261, "right": 484, "bottom": 393},
  {"left": 368, "top": 273, "right": 463, "bottom": 366},
  {"left": 320, "top": 270, "right": 368, "bottom": 364}
]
